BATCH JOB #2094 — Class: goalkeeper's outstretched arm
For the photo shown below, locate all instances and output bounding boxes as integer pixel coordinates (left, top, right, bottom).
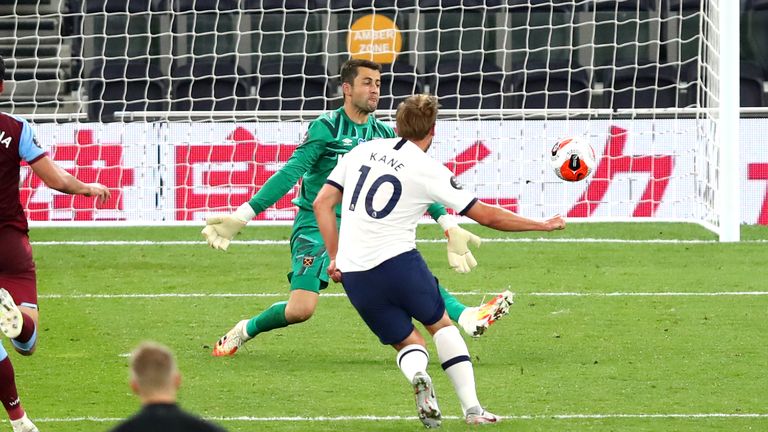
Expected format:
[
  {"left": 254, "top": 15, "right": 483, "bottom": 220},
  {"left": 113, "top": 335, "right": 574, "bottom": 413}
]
[{"left": 201, "top": 126, "right": 326, "bottom": 251}]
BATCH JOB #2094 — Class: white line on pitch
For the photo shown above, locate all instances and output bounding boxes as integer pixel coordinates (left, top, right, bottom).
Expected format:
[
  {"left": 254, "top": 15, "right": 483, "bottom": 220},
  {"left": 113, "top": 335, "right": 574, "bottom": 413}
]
[
  {"left": 28, "top": 412, "right": 768, "bottom": 423},
  {"left": 30, "top": 238, "right": 768, "bottom": 246},
  {"left": 529, "top": 291, "right": 768, "bottom": 297},
  {"left": 38, "top": 291, "right": 768, "bottom": 299}
]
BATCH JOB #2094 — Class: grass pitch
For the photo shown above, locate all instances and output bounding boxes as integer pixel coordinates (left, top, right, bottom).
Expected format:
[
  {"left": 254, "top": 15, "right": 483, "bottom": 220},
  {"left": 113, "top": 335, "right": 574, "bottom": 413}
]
[{"left": 12, "top": 223, "right": 768, "bottom": 431}]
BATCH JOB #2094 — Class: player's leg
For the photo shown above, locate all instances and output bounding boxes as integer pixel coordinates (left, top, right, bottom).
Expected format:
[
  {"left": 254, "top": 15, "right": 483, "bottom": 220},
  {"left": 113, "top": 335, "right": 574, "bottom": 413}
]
[
  {"left": 0, "top": 342, "right": 37, "bottom": 432},
  {"left": 413, "top": 284, "right": 496, "bottom": 423},
  {"left": 343, "top": 257, "right": 441, "bottom": 428},
  {"left": 11, "top": 306, "right": 37, "bottom": 356},
  {"left": 0, "top": 290, "right": 38, "bottom": 355},
  {"left": 403, "top": 251, "right": 498, "bottom": 425},
  {"left": 250, "top": 231, "right": 327, "bottom": 329},
  {"left": 437, "top": 284, "right": 467, "bottom": 321},
  {"left": 392, "top": 330, "right": 441, "bottom": 429},
  {"left": 0, "top": 297, "right": 39, "bottom": 431},
  {"left": 0, "top": 228, "right": 39, "bottom": 431},
  {"left": 0, "top": 230, "right": 39, "bottom": 356},
  {"left": 438, "top": 283, "right": 515, "bottom": 337},
  {"left": 212, "top": 228, "right": 327, "bottom": 357},
  {"left": 423, "top": 315, "right": 500, "bottom": 425},
  {"left": 392, "top": 329, "right": 428, "bottom": 385},
  {"left": 383, "top": 250, "right": 449, "bottom": 427}
]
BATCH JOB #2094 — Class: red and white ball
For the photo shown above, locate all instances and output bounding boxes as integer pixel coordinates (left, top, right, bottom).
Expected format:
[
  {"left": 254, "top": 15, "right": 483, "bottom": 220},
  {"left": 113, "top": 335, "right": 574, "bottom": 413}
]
[{"left": 550, "top": 137, "right": 596, "bottom": 182}]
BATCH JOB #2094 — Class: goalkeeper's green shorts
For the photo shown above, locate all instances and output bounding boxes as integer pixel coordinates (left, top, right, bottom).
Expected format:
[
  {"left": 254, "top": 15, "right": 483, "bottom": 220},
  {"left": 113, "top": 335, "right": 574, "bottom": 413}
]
[{"left": 287, "top": 210, "right": 335, "bottom": 293}]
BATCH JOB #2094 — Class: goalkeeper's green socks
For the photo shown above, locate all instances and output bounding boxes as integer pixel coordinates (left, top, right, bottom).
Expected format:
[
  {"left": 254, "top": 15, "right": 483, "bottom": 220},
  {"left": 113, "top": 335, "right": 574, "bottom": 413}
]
[
  {"left": 439, "top": 285, "right": 467, "bottom": 323},
  {"left": 245, "top": 301, "right": 289, "bottom": 338},
  {"left": 244, "top": 291, "right": 465, "bottom": 337}
]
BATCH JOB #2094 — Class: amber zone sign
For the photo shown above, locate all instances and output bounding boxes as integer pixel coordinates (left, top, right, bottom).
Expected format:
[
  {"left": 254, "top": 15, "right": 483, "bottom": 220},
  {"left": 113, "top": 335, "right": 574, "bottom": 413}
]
[{"left": 347, "top": 14, "right": 402, "bottom": 64}]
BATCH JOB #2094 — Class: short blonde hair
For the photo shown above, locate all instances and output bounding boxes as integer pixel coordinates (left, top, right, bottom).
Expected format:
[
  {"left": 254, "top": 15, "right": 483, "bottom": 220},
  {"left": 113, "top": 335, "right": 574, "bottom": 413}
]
[
  {"left": 130, "top": 342, "right": 177, "bottom": 394},
  {"left": 395, "top": 94, "right": 440, "bottom": 141}
]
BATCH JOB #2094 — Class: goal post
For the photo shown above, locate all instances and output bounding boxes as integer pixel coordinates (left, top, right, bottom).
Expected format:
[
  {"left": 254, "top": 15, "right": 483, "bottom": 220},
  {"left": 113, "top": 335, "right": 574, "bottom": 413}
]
[
  {"left": 0, "top": 1, "right": 752, "bottom": 240},
  {"left": 717, "top": 2, "right": 741, "bottom": 242}
]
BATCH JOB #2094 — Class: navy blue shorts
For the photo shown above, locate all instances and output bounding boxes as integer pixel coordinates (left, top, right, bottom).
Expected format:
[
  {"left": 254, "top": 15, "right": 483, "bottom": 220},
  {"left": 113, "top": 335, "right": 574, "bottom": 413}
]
[{"left": 341, "top": 249, "right": 446, "bottom": 345}]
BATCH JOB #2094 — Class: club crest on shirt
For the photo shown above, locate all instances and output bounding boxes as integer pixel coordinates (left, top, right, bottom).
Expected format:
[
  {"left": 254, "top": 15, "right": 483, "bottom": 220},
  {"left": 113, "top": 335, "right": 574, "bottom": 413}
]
[
  {"left": 302, "top": 256, "right": 315, "bottom": 267},
  {"left": 450, "top": 176, "right": 463, "bottom": 190}
]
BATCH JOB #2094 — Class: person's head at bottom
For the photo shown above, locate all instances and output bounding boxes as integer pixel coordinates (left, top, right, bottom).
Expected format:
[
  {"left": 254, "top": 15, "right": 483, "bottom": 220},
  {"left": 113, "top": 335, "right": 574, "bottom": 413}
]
[{"left": 129, "top": 341, "right": 181, "bottom": 404}]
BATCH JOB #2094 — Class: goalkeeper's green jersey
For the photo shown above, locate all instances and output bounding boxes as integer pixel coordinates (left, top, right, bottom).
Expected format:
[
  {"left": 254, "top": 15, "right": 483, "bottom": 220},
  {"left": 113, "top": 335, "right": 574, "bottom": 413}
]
[
  {"left": 247, "top": 106, "right": 449, "bottom": 221},
  {"left": 248, "top": 107, "right": 396, "bottom": 215}
]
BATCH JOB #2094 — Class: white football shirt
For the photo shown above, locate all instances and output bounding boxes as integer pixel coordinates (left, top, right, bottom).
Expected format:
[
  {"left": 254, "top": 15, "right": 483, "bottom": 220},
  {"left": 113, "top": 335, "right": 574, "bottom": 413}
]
[{"left": 326, "top": 137, "right": 477, "bottom": 272}]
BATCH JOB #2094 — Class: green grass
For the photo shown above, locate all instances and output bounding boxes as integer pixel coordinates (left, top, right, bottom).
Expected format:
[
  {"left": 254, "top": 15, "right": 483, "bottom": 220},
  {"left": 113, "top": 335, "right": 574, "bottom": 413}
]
[{"left": 10, "top": 223, "right": 768, "bottom": 431}]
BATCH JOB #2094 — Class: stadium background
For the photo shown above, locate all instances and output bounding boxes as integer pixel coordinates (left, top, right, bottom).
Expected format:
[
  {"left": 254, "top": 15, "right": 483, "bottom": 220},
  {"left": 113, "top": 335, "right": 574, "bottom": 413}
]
[
  {"left": 0, "top": 1, "right": 766, "bottom": 231},
  {"left": 1, "top": 1, "right": 767, "bottom": 431}
]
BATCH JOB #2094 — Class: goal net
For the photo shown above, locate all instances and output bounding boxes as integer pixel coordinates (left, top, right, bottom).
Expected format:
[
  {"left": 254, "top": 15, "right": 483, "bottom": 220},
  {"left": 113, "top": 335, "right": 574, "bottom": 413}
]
[{"left": 0, "top": 1, "right": 744, "bottom": 239}]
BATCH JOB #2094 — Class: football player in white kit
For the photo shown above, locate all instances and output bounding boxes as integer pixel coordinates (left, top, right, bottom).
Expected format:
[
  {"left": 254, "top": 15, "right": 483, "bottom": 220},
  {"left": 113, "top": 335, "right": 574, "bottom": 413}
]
[{"left": 313, "top": 94, "right": 565, "bottom": 428}]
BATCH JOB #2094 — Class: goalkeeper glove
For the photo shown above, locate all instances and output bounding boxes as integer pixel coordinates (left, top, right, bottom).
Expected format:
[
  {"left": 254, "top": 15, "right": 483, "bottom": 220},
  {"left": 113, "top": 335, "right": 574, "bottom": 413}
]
[
  {"left": 438, "top": 215, "right": 482, "bottom": 273},
  {"left": 201, "top": 203, "right": 255, "bottom": 251}
]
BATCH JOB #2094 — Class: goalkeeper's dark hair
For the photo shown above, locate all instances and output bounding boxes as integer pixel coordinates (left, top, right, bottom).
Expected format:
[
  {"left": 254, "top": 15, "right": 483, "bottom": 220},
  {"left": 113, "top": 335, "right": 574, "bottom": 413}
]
[
  {"left": 396, "top": 94, "right": 440, "bottom": 141},
  {"left": 340, "top": 59, "right": 381, "bottom": 85},
  {"left": 0, "top": 55, "right": 4, "bottom": 82}
]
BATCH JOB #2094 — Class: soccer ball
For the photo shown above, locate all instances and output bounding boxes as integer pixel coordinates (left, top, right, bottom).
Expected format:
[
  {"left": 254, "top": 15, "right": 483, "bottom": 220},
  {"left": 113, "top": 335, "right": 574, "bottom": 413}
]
[{"left": 550, "top": 137, "right": 596, "bottom": 182}]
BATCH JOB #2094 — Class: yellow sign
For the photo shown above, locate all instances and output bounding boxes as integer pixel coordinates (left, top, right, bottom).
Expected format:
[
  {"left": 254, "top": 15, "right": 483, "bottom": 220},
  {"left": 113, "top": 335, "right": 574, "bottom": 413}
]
[{"left": 348, "top": 14, "right": 402, "bottom": 65}]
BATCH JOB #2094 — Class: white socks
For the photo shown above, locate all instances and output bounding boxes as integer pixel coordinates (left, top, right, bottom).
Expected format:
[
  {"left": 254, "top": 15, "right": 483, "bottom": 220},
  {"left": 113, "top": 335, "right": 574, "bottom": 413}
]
[
  {"left": 396, "top": 344, "right": 429, "bottom": 382},
  {"left": 395, "top": 327, "right": 482, "bottom": 416},
  {"left": 433, "top": 325, "right": 480, "bottom": 414}
]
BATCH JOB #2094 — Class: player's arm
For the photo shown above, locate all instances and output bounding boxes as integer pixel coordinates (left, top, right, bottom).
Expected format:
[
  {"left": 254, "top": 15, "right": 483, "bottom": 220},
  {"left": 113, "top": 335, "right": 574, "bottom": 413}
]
[
  {"left": 313, "top": 184, "right": 342, "bottom": 261},
  {"left": 463, "top": 201, "right": 565, "bottom": 232},
  {"left": 16, "top": 114, "right": 110, "bottom": 205},
  {"left": 313, "top": 151, "right": 349, "bottom": 282},
  {"left": 29, "top": 156, "right": 111, "bottom": 204},
  {"left": 426, "top": 166, "right": 566, "bottom": 232},
  {"left": 313, "top": 183, "right": 343, "bottom": 282},
  {"left": 447, "top": 200, "right": 564, "bottom": 273},
  {"left": 426, "top": 163, "right": 563, "bottom": 272},
  {"left": 245, "top": 134, "right": 325, "bottom": 214},
  {"left": 202, "top": 123, "right": 327, "bottom": 250}
]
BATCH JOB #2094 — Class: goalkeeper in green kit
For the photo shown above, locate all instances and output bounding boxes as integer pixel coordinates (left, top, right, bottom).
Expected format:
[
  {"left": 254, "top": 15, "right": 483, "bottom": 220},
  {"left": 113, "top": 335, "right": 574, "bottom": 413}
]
[{"left": 202, "top": 59, "right": 513, "bottom": 357}]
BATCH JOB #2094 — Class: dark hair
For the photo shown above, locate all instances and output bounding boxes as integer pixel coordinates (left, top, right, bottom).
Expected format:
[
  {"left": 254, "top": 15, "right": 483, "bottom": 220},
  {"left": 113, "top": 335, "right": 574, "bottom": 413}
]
[
  {"left": 340, "top": 59, "right": 381, "bottom": 85},
  {"left": 0, "top": 56, "right": 4, "bottom": 81},
  {"left": 396, "top": 94, "right": 440, "bottom": 141}
]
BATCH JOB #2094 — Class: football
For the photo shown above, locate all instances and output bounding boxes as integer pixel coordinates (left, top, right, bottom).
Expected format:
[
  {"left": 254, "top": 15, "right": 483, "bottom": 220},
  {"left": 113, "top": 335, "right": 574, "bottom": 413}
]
[{"left": 550, "top": 137, "right": 597, "bottom": 182}]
